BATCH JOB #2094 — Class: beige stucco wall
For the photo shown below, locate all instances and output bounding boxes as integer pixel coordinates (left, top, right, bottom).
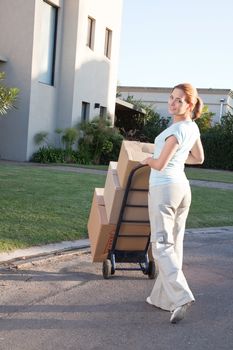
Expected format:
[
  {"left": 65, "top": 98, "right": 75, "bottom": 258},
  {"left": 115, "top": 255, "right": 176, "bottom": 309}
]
[
  {"left": 227, "top": 93, "right": 233, "bottom": 114},
  {"left": 57, "top": 0, "right": 123, "bottom": 130},
  {"left": 71, "top": 0, "right": 123, "bottom": 125},
  {"left": 118, "top": 86, "right": 232, "bottom": 124},
  {"left": 27, "top": 0, "right": 64, "bottom": 160}
]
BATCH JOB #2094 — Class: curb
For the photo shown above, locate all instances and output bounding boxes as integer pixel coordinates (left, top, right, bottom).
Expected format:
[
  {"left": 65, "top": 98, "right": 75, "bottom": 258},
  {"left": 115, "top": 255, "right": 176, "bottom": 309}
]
[
  {"left": 0, "top": 239, "right": 90, "bottom": 266},
  {"left": 0, "top": 226, "right": 233, "bottom": 266}
]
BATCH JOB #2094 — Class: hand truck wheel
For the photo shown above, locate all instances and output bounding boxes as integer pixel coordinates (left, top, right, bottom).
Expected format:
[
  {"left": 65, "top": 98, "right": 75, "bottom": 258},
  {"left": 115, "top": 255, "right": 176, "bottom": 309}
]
[
  {"left": 147, "top": 261, "right": 156, "bottom": 279},
  {"left": 102, "top": 259, "right": 111, "bottom": 279}
]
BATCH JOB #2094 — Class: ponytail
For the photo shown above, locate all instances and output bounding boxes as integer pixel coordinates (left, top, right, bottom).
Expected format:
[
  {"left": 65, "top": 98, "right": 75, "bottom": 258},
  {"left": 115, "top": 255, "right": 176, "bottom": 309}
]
[{"left": 192, "top": 96, "right": 203, "bottom": 120}]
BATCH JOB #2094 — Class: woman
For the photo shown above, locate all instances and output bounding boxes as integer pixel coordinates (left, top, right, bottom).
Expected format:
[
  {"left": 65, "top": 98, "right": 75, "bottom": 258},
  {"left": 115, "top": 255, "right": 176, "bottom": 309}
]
[{"left": 142, "top": 83, "right": 204, "bottom": 324}]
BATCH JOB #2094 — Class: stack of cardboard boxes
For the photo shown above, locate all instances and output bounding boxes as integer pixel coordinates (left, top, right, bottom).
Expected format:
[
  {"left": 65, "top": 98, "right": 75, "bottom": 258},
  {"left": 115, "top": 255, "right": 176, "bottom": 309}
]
[{"left": 87, "top": 140, "right": 155, "bottom": 262}]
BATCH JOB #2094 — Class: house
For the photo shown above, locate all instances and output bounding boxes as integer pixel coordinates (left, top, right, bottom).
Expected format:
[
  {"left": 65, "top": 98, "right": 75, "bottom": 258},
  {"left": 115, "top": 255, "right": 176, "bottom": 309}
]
[
  {"left": 118, "top": 86, "right": 233, "bottom": 123},
  {"left": 0, "top": 0, "right": 123, "bottom": 161}
]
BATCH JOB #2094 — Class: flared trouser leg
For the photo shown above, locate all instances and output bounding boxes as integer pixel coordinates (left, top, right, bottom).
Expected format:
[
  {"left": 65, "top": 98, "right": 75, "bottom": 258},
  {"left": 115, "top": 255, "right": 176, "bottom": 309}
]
[{"left": 148, "top": 183, "right": 195, "bottom": 312}]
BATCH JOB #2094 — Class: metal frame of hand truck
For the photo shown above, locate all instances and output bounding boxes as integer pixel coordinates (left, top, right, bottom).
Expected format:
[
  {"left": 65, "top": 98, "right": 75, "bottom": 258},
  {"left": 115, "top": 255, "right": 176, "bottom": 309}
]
[{"left": 102, "top": 164, "right": 156, "bottom": 279}]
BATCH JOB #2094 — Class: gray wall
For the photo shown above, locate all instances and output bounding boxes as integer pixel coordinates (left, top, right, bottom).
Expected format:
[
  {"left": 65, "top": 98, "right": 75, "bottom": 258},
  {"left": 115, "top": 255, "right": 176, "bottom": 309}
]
[{"left": 0, "top": 0, "right": 35, "bottom": 160}]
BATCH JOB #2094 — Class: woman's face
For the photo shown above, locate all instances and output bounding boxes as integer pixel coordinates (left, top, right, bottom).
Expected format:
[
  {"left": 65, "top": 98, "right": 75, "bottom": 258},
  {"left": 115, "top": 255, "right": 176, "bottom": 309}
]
[{"left": 168, "top": 88, "right": 191, "bottom": 116}]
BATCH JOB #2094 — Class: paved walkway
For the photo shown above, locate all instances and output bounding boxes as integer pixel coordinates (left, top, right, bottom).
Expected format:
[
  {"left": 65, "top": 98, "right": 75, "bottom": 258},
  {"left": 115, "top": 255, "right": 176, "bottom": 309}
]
[
  {"left": 189, "top": 179, "right": 233, "bottom": 190},
  {"left": 2, "top": 160, "right": 232, "bottom": 190},
  {"left": 47, "top": 165, "right": 233, "bottom": 189}
]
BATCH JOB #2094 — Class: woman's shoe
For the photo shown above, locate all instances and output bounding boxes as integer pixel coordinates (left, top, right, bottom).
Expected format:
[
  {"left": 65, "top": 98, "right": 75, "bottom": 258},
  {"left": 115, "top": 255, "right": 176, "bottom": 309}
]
[
  {"left": 146, "top": 297, "right": 153, "bottom": 305},
  {"left": 170, "top": 302, "right": 192, "bottom": 324}
]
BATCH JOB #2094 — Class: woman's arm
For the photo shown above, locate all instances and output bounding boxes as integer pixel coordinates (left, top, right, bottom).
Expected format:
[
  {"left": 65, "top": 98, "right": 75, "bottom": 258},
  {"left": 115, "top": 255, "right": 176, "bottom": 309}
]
[
  {"left": 141, "top": 135, "right": 179, "bottom": 171},
  {"left": 185, "top": 138, "right": 204, "bottom": 165}
]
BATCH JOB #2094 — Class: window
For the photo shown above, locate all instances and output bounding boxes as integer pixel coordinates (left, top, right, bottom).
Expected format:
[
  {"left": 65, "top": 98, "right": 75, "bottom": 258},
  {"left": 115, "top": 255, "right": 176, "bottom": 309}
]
[
  {"left": 100, "top": 106, "right": 107, "bottom": 119},
  {"left": 104, "top": 28, "right": 112, "bottom": 58},
  {"left": 81, "top": 102, "right": 90, "bottom": 122},
  {"left": 39, "top": 1, "right": 58, "bottom": 85},
  {"left": 86, "top": 17, "right": 95, "bottom": 50}
]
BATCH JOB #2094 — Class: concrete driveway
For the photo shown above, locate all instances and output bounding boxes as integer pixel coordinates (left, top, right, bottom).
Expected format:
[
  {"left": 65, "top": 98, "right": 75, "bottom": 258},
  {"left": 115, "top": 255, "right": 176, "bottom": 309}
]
[{"left": 0, "top": 230, "right": 232, "bottom": 350}]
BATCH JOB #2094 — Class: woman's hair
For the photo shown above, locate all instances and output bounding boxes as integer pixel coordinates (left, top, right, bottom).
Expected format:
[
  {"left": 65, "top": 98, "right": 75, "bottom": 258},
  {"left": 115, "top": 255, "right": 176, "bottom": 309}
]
[{"left": 172, "top": 83, "right": 203, "bottom": 120}]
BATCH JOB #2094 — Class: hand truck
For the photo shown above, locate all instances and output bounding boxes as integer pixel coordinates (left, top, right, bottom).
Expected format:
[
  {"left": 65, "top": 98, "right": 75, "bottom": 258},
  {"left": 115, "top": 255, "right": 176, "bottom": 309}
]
[{"left": 102, "top": 164, "right": 156, "bottom": 279}]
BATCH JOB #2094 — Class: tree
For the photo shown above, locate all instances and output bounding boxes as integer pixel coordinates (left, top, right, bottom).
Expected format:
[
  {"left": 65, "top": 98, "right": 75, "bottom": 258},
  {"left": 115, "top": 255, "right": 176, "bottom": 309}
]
[
  {"left": 0, "top": 72, "right": 19, "bottom": 116},
  {"left": 196, "top": 105, "right": 215, "bottom": 134},
  {"left": 115, "top": 95, "right": 169, "bottom": 141},
  {"left": 220, "top": 111, "right": 233, "bottom": 135}
]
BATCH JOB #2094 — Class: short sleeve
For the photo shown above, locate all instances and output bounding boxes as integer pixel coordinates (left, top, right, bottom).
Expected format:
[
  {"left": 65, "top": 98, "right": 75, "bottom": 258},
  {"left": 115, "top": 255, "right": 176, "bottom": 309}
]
[
  {"left": 173, "top": 122, "right": 201, "bottom": 146},
  {"left": 173, "top": 127, "right": 185, "bottom": 145},
  {"left": 165, "top": 124, "right": 186, "bottom": 145}
]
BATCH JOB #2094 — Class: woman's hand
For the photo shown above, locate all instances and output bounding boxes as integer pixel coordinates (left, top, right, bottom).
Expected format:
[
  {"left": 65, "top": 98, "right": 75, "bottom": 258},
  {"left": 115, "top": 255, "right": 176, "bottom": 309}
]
[
  {"left": 141, "top": 136, "right": 179, "bottom": 171},
  {"left": 141, "top": 157, "right": 153, "bottom": 165},
  {"left": 185, "top": 138, "right": 204, "bottom": 164}
]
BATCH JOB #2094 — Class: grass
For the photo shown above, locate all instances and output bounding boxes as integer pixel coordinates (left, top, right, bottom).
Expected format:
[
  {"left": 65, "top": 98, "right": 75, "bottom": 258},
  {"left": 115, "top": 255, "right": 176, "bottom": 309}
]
[
  {"left": 0, "top": 163, "right": 232, "bottom": 252},
  {"left": 45, "top": 163, "right": 109, "bottom": 171},
  {"left": 187, "top": 187, "right": 233, "bottom": 228},
  {"left": 0, "top": 164, "right": 105, "bottom": 251}
]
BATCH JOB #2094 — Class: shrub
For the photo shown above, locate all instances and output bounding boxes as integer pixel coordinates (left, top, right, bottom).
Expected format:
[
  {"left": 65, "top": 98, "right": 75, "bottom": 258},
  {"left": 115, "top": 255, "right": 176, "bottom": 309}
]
[
  {"left": 34, "top": 131, "right": 49, "bottom": 147},
  {"left": 115, "top": 96, "right": 169, "bottom": 142},
  {"left": 0, "top": 71, "right": 19, "bottom": 116},
  {"left": 62, "top": 127, "right": 79, "bottom": 150},
  {"left": 141, "top": 113, "right": 169, "bottom": 142},
  {"left": 196, "top": 105, "right": 215, "bottom": 134},
  {"left": 201, "top": 133, "right": 233, "bottom": 170},
  {"left": 31, "top": 147, "right": 64, "bottom": 163},
  {"left": 115, "top": 96, "right": 148, "bottom": 139},
  {"left": 78, "top": 117, "right": 123, "bottom": 165},
  {"left": 31, "top": 147, "right": 79, "bottom": 164},
  {"left": 200, "top": 112, "right": 233, "bottom": 170},
  {"left": 220, "top": 112, "right": 233, "bottom": 135}
]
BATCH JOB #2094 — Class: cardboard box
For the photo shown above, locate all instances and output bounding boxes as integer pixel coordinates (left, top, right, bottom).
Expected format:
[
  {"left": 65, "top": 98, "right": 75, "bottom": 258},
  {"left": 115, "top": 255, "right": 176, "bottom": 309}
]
[
  {"left": 117, "top": 141, "right": 154, "bottom": 189},
  {"left": 88, "top": 189, "right": 151, "bottom": 262},
  {"left": 123, "top": 206, "right": 149, "bottom": 222},
  {"left": 104, "top": 161, "right": 149, "bottom": 224},
  {"left": 104, "top": 162, "right": 125, "bottom": 224},
  {"left": 87, "top": 188, "right": 115, "bottom": 262},
  {"left": 115, "top": 223, "right": 150, "bottom": 251}
]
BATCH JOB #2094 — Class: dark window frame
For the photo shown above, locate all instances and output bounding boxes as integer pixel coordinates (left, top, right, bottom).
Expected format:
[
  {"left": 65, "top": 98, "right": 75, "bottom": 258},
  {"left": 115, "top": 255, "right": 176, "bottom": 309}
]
[
  {"left": 104, "top": 28, "right": 112, "bottom": 59},
  {"left": 87, "top": 16, "right": 95, "bottom": 50},
  {"left": 81, "top": 101, "right": 90, "bottom": 123},
  {"left": 100, "top": 106, "right": 107, "bottom": 119},
  {"left": 39, "top": 1, "right": 58, "bottom": 86}
]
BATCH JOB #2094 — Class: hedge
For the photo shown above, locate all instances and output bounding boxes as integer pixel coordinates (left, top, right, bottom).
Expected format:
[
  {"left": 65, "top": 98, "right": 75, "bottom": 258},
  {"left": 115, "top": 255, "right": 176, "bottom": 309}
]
[{"left": 201, "top": 133, "right": 233, "bottom": 170}]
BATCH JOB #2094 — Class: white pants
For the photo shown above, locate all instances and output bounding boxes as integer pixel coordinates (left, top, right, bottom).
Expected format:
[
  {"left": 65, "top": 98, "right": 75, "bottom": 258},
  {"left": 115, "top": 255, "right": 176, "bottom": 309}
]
[{"left": 148, "top": 182, "right": 195, "bottom": 312}]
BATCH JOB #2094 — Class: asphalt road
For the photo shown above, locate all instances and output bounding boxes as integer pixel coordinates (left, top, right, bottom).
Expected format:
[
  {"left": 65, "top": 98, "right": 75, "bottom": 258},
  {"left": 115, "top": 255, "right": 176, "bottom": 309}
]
[{"left": 0, "top": 230, "right": 232, "bottom": 350}]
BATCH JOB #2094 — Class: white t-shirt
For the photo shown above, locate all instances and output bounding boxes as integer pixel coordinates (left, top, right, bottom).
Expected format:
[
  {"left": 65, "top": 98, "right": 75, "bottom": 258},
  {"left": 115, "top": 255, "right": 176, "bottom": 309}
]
[{"left": 149, "top": 120, "right": 200, "bottom": 186}]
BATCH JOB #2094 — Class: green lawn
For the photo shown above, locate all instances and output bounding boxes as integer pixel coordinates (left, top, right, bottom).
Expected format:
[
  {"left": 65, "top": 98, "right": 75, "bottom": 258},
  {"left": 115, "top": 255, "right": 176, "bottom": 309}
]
[
  {"left": 187, "top": 187, "right": 233, "bottom": 228},
  {"left": 49, "top": 163, "right": 109, "bottom": 171},
  {"left": 0, "top": 164, "right": 105, "bottom": 251},
  {"left": 0, "top": 163, "right": 232, "bottom": 252}
]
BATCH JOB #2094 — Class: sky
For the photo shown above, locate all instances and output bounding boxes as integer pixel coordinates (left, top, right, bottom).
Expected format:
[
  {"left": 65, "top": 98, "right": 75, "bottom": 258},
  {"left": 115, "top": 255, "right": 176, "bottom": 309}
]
[{"left": 117, "top": 0, "right": 233, "bottom": 89}]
